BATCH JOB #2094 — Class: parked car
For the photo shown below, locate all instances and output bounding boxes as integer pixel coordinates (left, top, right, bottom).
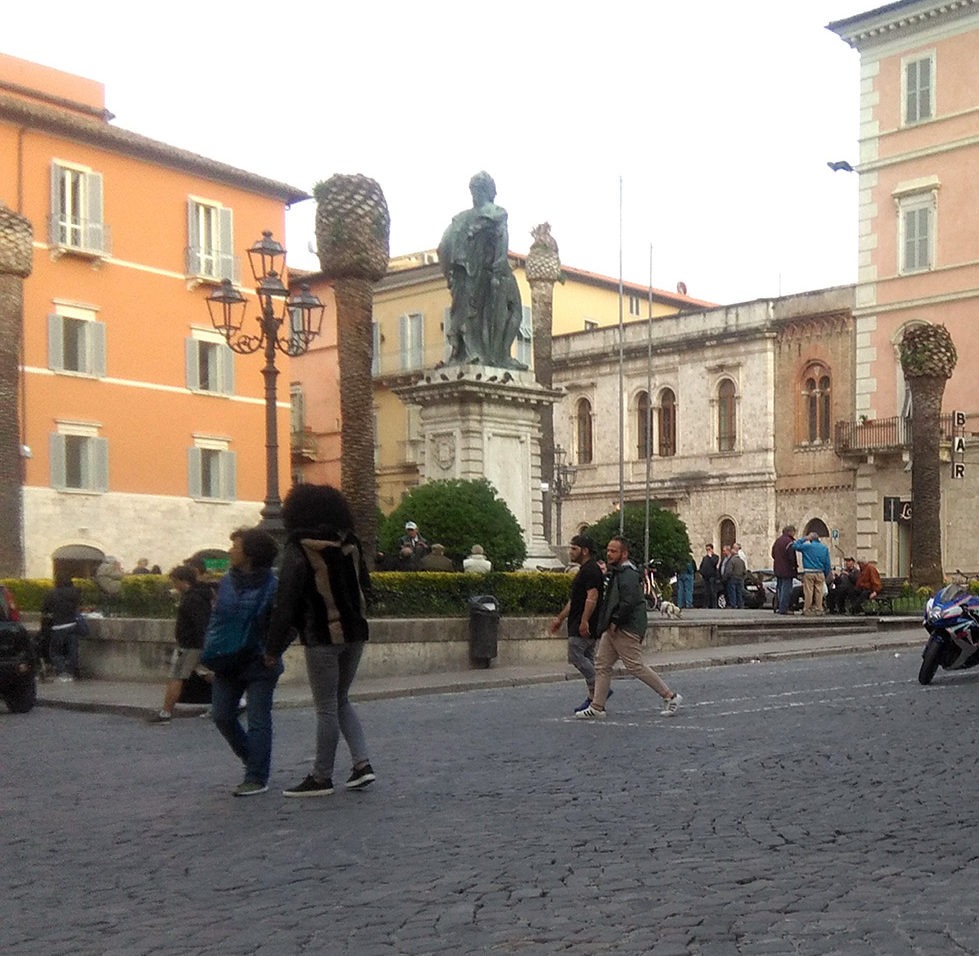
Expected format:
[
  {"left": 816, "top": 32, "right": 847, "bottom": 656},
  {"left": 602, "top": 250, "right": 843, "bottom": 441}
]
[
  {"left": 0, "top": 585, "right": 38, "bottom": 713},
  {"left": 754, "top": 569, "right": 830, "bottom": 612},
  {"left": 691, "top": 571, "right": 767, "bottom": 609}
]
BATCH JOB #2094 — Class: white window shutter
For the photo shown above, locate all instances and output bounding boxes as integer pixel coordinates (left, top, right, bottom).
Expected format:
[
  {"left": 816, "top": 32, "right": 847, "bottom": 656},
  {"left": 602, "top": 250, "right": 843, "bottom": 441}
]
[
  {"left": 187, "top": 201, "right": 201, "bottom": 275},
  {"left": 218, "top": 207, "right": 234, "bottom": 281},
  {"left": 219, "top": 344, "right": 234, "bottom": 394},
  {"left": 48, "top": 314, "right": 64, "bottom": 371},
  {"left": 185, "top": 338, "right": 200, "bottom": 389},
  {"left": 49, "top": 433, "right": 67, "bottom": 489},
  {"left": 221, "top": 451, "right": 237, "bottom": 500},
  {"left": 93, "top": 437, "right": 109, "bottom": 492},
  {"left": 49, "top": 163, "right": 63, "bottom": 242},
  {"left": 188, "top": 447, "right": 202, "bottom": 497},
  {"left": 85, "top": 172, "right": 104, "bottom": 252},
  {"left": 90, "top": 322, "right": 107, "bottom": 378}
]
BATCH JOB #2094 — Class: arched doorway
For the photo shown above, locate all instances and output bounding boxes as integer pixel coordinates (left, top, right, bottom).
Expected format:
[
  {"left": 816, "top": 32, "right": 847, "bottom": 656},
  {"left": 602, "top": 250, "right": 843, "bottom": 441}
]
[
  {"left": 51, "top": 544, "right": 104, "bottom": 583},
  {"left": 719, "top": 518, "right": 736, "bottom": 550},
  {"left": 803, "top": 518, "right": 830, "bottom": 538}
]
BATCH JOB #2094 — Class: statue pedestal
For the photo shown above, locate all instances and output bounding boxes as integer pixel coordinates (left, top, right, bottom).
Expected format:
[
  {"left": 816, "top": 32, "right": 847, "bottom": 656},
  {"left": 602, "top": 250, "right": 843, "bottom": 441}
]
[{"left": 394, "top": 367, "right": 562, "bottom": 568}]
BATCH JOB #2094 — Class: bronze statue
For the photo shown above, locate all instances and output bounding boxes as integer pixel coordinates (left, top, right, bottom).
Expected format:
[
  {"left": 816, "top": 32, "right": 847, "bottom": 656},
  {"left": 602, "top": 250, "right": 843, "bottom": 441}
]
[{"left": 437, "top": 172, "right": 525, "bottom": 369}]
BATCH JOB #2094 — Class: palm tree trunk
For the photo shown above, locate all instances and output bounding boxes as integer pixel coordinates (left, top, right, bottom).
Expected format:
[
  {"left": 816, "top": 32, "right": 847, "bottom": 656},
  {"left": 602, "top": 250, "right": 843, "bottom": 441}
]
[
  {"left": 0, "top": 275, "right": 24, "bottom": 576},
  {"left": 335, "top": 277, "right": 377, "bottom": 562},
  {"left": 530, "top": 279, "right": 555, "bottom": 541},
  {"left": 907, "top": 375, "right": 945, "bottom": 588}
]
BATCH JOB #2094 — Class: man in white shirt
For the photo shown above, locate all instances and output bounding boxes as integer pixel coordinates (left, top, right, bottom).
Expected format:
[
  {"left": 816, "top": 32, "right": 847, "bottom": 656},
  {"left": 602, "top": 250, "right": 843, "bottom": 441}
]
[{"left": 463, "top": 544, "right": 492, "bottom": 573}]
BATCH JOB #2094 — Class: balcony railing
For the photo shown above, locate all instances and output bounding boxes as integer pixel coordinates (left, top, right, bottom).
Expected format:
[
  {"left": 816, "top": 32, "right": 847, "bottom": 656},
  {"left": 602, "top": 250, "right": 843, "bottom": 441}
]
[
  {"left": 48, "top": 215, "right": 112, "bottom": 257},
  {"left": 835, "top": 414, "right": 955, "bottom": 454}
]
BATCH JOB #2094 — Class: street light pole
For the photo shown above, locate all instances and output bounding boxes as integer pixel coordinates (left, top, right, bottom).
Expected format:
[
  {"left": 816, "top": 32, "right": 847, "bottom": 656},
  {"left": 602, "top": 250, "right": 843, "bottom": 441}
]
[
  {"left": 551, "top": 443, "right": 577, "bottom": 547},
  {"left": 206, "top": 231, "right": 324, "bottom": 538}
]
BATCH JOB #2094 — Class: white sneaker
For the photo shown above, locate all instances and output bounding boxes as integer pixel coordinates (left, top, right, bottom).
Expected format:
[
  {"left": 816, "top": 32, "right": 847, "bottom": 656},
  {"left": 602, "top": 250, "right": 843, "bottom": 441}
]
[
  {"left": 660, "top": 693, "right": 682, "bottom": 716},
  {"left": 574, "top": 704, "right": 607, "bottom": 719}
]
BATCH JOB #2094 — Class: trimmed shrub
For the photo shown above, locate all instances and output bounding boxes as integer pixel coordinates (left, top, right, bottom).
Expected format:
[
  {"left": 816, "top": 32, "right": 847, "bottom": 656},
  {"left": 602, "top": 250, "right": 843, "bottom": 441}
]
[{"left": 584, "top": 503, "right": 692, "bottom": 580}]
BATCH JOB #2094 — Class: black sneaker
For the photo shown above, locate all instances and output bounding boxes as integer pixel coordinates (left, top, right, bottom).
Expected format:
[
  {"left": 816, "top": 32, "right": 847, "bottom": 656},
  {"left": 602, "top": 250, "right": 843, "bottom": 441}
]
[
  {"left": 345, "top": 764, "right": 376, "bottom": 790},
  {"left": 282, "top": 774, "right": 334, "bottom": 798}
]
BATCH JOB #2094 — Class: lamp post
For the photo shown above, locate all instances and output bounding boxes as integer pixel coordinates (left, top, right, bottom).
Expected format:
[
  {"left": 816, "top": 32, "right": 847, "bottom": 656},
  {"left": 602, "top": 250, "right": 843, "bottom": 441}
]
[
  {"left": 205, "top": 230, "right": 324, "bottom": 537},
  {"left": 551, "top": 443, "right": 577, "bottom": 546}
]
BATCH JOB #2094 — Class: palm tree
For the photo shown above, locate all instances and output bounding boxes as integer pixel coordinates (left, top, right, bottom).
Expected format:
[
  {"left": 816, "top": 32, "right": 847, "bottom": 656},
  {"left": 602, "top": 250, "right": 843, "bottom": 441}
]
[
  {"left": 313, "top": 175, "right": 390, "bottom": 565},
  {"left": 899, "top": 323, "right": 957, "bottom": 589},
  {"left": 0, "top": 203, "right": 33, "bottom": 577},
  {"left": 525, "top": 223, "right": 562, "bottom": 542}
]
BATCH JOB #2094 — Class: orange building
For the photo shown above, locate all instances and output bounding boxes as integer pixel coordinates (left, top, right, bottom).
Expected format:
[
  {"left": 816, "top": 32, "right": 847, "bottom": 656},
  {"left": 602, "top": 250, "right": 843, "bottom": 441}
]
[
  {"left": 830, "top": 1, "right": 979, "bottom": 574},
  {"left": 0, "top": 53, "right": 308, "bottom": 577}
]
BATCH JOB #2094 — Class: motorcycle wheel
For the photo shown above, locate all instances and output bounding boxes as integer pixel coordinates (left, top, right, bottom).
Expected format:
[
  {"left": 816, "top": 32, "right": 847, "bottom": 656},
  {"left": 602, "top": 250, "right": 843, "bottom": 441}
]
[{"left": 918, "top": 640, "right": 942, "bottom": 686}]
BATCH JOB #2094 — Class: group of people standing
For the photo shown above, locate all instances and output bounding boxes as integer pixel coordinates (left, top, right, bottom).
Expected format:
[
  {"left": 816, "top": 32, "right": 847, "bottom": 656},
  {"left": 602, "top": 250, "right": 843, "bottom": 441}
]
[
  {"left": 149, "top": 484, "right": 376, "bottom": 799},
  {"left": 697, "top": 542, "right": 750, "bottom": 609},
  {"left": 549, "top": 533, "right": 682, "bottom": 719},
  {"left": 772, "top": 525, "right": 882, "bottom": 616}
]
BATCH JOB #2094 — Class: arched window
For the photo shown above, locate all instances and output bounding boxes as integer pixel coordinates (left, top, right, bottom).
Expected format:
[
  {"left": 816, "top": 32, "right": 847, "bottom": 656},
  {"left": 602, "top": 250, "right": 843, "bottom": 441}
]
[
  {"left": 659, "top": 388, "right": 677, "bottom": 457},
  {"left": 801, "top": 363, "right": 832, "bottom": 443},
  {"left": 717, "top": 379, "right": 736, "bottom": 452},
  {"left": 636, "top": 391, "right": 651, "bottom": 460},
  {"left": 576, "top": 398, "right": 593, "bottom": 464}
]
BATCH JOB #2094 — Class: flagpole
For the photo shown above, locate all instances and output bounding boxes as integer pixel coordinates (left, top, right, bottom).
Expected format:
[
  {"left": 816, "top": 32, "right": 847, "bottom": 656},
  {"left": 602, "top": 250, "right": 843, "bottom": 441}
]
[
  {"left": 644, "top": 243, "right": 653, "bottom": 568},
  {"left": 617, "top": 176, "right": 625, "bottom": 533}
]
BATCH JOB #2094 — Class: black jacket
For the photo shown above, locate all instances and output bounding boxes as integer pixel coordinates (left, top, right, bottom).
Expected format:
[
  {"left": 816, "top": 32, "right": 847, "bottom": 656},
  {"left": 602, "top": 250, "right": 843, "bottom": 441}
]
[
  {"left": 41, "top": 585, "right": 81, "bottom": 627},
  {"left": 265, "top": 527, "right": 371, "bottom": 657},
  {"left": 174, "top": 582, "right": 212, "bottom": 649}
]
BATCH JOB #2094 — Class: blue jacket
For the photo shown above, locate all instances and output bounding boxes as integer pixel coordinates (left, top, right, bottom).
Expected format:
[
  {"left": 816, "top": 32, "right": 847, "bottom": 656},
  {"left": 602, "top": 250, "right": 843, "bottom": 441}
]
[{"left": 790, "top": 538, "right": 832, "bottom": 577}]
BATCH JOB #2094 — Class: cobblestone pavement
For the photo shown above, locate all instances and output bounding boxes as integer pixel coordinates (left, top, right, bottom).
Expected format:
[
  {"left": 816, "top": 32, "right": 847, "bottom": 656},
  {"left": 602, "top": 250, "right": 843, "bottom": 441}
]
[{"left": 3, "top": 648, "right": 976, "bottom": 955}]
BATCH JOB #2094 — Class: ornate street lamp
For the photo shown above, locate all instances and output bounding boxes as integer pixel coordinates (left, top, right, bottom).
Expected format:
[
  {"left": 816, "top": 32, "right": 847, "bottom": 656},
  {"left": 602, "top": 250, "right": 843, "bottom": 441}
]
[
  {"left": 205, "top": 231, "right": 324, "bottom": 536},
  {"left": 552, "top": 443, "right": 577, "bottom": 546}
]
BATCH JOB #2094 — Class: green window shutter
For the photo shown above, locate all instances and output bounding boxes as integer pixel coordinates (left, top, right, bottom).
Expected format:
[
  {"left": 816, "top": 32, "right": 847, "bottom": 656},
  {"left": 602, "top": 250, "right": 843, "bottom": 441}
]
[
  {"left": 48, "top": 314, "right": 64, "bottom": 371},
  {"left": 221, "top": 451, "right": 237, "bottom": 500},
  {"left": 90, "top": 322, "right": 107, "bottom": 378},
  {"left": 92, "top": 437, "right": 109, "bottom": 492},
  {"left": 217, "top": 206, "right": 234, "bottom": 281},
  {"left": 85, "top": 171, "right": 104, "bottom": 251},
  {"left": 188, "top": 448, "right": 202, "bottom": 497},
  {"left": 185, "top": 338, "right": 200, "bottom": 389},
  {"left": 219, "top": 344, "right": 234, "bottom": 394},
  {"left": 49, "top": 433, "right": 66, "bottom": 489}
]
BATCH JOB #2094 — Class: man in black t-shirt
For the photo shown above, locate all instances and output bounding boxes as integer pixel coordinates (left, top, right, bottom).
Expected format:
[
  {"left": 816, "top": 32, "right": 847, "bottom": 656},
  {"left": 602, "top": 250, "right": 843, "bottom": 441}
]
[{"left": 549, "top": 534, "right": 608, "bottom": 714}]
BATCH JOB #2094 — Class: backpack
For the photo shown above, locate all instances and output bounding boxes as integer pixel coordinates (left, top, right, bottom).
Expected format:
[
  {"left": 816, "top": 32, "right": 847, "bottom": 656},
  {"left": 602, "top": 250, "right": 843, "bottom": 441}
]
[{"left": 200, "top": 570, "right": 276, "bottom": 676}]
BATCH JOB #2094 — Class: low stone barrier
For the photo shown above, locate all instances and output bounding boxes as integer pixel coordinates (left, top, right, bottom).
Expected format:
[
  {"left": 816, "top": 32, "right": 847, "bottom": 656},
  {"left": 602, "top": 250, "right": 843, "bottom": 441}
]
[{"left": 37, "top": 615, "right": 722, "bottom": 685}]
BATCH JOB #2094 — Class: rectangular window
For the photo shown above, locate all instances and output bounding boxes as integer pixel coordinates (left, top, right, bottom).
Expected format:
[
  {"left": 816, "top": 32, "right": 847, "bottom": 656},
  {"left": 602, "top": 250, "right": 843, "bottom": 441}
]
[
  {"left": 186, "top": 333, "right": 235, "bottom": 394},
  {"left": 187, "top": 199, "right": 237, "bottom": 281},
  {"left": 514, "top": 305, "right": 532, "bottom": 367},
  {"left": 372, "top": 322, "right": 381, "bottom": 376},
  {"left": 188, "top": 445, "right": 236, "bottom": 500},
  {"left": 898, "top": 194, "right": 934, "bottom": 274},
  {"left": 628, "top": 294, "right": 642, "bottom": 317},
  {"left": 49, "top": 162, "right": 108, "bottom": 254},
  {"left": 904, "top": 54, "right": 933, "bottom": 125},
  {"left": 583, "top": 319, "right": 598, "bottom": 331},
  {"left": 48, "top": 309, "right": 106, "bottom": 377},
  {"left": 50, "top": 429, "right": 109, "bottom": 492},
  {"left": 400, "top": 312, "right": 424, "bottom": 370}
]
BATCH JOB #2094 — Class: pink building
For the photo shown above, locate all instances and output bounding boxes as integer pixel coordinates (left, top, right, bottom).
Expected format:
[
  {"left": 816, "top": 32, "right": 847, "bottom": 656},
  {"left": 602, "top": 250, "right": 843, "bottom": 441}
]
[{"left": 830, "top": 0, "right": 979, "bottom": 576}]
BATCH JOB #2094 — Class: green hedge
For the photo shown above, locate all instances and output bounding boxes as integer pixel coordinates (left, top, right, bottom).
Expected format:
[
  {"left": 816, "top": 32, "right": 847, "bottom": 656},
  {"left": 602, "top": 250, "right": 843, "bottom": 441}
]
[
  {"left": 2, "top": 571, "right": 572, "bottom": 619},
  {"left": 2, "top": 575, "right": 176, "bottom": 618}
]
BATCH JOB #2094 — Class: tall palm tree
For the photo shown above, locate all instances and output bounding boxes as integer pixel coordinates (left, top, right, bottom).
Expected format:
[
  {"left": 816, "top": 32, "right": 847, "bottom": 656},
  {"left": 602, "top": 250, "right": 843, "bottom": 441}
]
[
  {"left": 899, "top": 323, "right": 957, "bottom": 589},
  {"left": 313, "top": 175, "right": 390, "bottom": 565},
  {"left": 0, "top": 203, "right": 33, "bottom": 577},
  {"left": 525, "top": 223, "right": 562, "bottom": 542}
]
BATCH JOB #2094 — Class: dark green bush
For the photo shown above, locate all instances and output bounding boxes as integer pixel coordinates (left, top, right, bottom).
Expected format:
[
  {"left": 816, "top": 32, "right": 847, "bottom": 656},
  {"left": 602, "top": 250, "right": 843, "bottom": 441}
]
[
  {"left": 2, "top": 575, "right": 176, "bottom": 618},
  {"left": 380, "top": 479, "right": 527, "bottom": 571},
  {"left": 584, "top": 503, "right": 692, "bottom": 580}
]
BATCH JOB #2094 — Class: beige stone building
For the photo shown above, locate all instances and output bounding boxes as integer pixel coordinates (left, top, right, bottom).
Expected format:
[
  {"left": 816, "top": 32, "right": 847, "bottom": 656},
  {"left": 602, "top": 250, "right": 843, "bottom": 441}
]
[{"left": 551, "top": 286, "right": 857, "bottom": 569}]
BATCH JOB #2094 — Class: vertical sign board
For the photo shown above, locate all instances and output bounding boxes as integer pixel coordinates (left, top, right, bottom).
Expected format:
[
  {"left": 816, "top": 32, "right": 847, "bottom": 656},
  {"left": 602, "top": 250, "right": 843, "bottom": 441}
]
[{"left": 951, "top": 412, "right": 966, "bottom": 479}]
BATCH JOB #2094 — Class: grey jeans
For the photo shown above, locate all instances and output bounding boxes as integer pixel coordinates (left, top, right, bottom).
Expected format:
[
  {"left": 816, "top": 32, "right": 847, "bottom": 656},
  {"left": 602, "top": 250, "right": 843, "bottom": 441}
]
[
  {"left": 304, "top": 642, "right": 370, "bottom": 783},
  {"left": 567, "top": 634, "right": 597, "bottom": 689}
]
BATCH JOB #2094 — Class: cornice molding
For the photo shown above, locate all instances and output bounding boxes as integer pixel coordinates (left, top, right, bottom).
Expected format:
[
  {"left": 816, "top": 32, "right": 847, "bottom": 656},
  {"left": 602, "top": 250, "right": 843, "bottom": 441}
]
[{"left": 829, "top": 0, "right": 979, "bottom": 50}]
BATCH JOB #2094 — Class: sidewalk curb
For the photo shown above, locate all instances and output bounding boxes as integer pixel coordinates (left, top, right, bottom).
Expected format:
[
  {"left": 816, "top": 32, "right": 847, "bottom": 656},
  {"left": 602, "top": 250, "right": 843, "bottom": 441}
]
[{"left": 34, "top": 631, "right": 925, "bottom": 718}]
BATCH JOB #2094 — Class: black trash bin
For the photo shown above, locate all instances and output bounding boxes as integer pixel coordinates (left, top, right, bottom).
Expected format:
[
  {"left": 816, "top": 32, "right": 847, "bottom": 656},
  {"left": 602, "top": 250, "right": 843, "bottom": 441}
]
[{"left": 467, "top": 595, "right": 500, "bottom": 667}]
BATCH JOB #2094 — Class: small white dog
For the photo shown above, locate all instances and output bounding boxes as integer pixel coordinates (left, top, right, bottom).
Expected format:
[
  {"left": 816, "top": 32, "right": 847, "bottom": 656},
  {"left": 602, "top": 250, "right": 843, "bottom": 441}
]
[{"left": 659, "top": 601, "right": 682, "bottom": 620}]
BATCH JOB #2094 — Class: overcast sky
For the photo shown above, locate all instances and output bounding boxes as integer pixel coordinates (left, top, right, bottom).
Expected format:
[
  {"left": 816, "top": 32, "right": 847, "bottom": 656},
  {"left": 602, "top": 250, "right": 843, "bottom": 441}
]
[{"left": 5, "top": 0, "right": 875, "bottom": 304}]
